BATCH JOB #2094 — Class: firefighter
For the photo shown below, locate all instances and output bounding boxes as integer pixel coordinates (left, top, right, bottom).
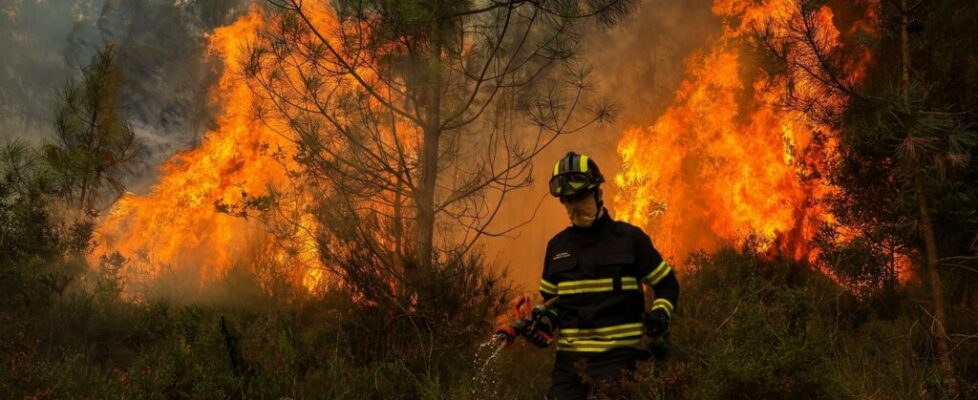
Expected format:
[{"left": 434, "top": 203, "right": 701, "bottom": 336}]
[{"left": 526, "top": 151, "right": 680, "bottom": 400}]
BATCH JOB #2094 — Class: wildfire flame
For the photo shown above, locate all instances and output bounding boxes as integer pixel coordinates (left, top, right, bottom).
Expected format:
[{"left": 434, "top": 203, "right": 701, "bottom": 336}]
[
  {"left": 94, "top": 0, "right": 885, "bottom": 293},
  {"left": 613, "top": 0, "right": 877, "bottom": 268},
  {"left": 93, "top": 7, "right": 326, "bottom": 292}
]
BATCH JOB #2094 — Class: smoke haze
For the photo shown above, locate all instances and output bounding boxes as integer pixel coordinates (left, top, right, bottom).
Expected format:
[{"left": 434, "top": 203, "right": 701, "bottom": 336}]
[
  {"left": 481, "top": 0, "right": 720, "bottom": 289},
  {"left": 0, "top": 0, "right": 247, "bottom": 188}
]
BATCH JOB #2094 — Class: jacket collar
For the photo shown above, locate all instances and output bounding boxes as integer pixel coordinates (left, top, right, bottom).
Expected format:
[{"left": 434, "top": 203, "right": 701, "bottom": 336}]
[{"left": 568, "top": 207, "right": 612, "bottom": 234}]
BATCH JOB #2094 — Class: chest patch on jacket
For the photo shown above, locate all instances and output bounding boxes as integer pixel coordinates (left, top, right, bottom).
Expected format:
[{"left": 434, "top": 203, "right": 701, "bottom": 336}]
[{"left": 552, "top": 252, "right": 571, "bottom": 261}]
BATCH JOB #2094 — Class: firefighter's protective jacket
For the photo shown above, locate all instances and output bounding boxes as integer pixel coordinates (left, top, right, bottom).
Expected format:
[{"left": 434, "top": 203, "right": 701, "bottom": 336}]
[{"left": 539, "top": 210, "right": 679, "bottom": 357}]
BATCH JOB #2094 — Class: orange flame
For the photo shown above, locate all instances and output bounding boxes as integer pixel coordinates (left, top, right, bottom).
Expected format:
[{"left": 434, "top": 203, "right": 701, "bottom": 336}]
[
  {"left": 93, "top": 3, "right": 421, "bottom": 294},
  {"left": 93, "top": 7, "right": 327, "bottom": 292},
  {"left": 613, "top": 0, "right": 877, "bottom": 269}
]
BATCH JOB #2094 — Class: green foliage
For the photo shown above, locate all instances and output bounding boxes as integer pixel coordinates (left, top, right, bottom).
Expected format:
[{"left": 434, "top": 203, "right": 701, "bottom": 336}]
[
  {"left": 630, "top": 249, "right": 977, "bottom": 399},
  {"left": 45, "top": 44, "right": 142, "bottom": 214},
  {"left": 0, "top": 141, "right": 92, "bottom": 311},
  {"left": 639, "top": 250, "right": 839, "bottom": 399}
]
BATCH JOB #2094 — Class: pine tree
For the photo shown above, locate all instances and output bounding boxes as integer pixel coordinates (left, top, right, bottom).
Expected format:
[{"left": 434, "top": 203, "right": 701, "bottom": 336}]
[{"left": 44, "top": 44, "right": 142, "bottom": 214}]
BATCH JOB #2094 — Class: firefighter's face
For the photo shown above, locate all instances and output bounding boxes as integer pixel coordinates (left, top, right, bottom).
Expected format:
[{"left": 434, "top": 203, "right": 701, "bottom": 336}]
[{"left": 561, "top": 191, "right": 597, "bottom": 227}]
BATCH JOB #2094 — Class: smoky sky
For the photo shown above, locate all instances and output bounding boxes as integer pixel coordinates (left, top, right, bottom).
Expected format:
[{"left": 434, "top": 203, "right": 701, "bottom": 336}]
[
  {"left": 585, "top": 0, "right": 719, "bottom": 130},
  {"left": 0, "top": 0, "right": 101, "bottom": 137},
  {"left": 0, "top": 0, "right": 247, "bottom": 187}
]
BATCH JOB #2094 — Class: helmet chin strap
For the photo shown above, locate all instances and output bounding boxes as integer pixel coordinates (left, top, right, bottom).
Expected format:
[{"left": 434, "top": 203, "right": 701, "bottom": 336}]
[{"left": 594, "top": 188, "right": 604, "bottom": 220}]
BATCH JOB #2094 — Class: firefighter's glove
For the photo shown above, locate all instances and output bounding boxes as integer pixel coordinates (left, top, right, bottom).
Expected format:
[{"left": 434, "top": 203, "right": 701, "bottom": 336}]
[
  {"left": 648, "top": 333, "right": 670, "bottom": 360},
  {"left": 645, "top": 309, "right": 671, "bottom": 359},
  {"left": 526, "top": 329, "right": 551, "bottom": 348},
  {"left": 644, "top": 308, "right": 670, "bottom": 337},
  {"left": 526, "top": 314, "right": 555, "bottom": 348}
]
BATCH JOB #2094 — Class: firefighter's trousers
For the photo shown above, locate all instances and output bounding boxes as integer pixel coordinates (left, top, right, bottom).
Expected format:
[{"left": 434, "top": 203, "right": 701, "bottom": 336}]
[{"left": 548, "top": 350, "right": 641, "bottom": 400}]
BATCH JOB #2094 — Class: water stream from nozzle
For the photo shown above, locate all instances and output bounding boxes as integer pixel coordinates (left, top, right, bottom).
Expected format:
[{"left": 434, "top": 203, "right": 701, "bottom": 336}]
[
  {"left": 482, "top": 335, "right": 508, "bottom": 371},
  {"left": 471, "top": 334, "right": 509, "bottom": 397}
]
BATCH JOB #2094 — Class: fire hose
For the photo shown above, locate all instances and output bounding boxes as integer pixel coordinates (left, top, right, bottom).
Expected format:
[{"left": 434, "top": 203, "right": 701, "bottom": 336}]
[{"left": 493, "top": 294, "right": 559, "bottom": 346}]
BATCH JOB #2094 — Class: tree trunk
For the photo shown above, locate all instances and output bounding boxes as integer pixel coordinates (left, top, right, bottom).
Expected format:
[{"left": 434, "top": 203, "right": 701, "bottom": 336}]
[
  {"left": 900, "top": 0, "right": 910, "bottom": 101},
  {"left": 416, "top": 121, "right": 440, "bottom": 270},
  {"left": 914, "top": 178, "right": 958, "bottom": 397},
  {"left": 901, "top": 0, "right": 957, "bottom": 394},
  {"left": 415, "top": 35, "right": 443, "bottom": 270},
  {"left": 393, "top": 189, "right": 403, "bottom": 258}
]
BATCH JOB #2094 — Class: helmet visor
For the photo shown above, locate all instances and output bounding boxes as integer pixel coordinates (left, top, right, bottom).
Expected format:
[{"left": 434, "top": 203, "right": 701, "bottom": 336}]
[{"left": 549, "top": 172, "right": 595, "bottom": 197}]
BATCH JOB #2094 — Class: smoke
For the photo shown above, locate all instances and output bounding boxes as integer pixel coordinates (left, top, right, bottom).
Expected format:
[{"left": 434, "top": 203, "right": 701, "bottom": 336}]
[
  {"left": 0, "top": 0, "right": 100, "bottom": 139},
  {"left": 480, "top": 0, "right": 720, "bottom": 288},
  {"left": 0, "top": 0, "right": 248, "bottom": 189},
  {"left": 586, "top": 0, "right": 720, "bottom": 129}
]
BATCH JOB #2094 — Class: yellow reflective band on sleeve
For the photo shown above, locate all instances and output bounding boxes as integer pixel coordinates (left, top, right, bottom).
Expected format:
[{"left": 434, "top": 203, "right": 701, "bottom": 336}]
[
  {"left": 651, "top": 298, "right": 674, "bottom": 317},
  {"left": 579, "top": 154, "right": 589, "bottom": 172},
  {"left": 539, "top": 279, "right": 558, "bottom": 295},
  {"left": 642, "top": 261, "right": 672, "bottom": 286},
  {"left": 556, "top": 338, "right": 643, "bottom": 353},
  {"left": 556, "top": 277, "right": 639, "bottom": 295},
  {"left": 559, "top": 323, "right": 644, "bottom": 340},
  {"left": 553, "top": 161, "right": 560, "bottom": 175}
]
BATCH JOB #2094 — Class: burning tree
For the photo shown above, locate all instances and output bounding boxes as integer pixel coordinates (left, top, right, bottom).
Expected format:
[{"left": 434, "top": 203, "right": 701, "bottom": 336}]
[
  {"left": 613, "top": 0, "right": 878, "bottom": 266},
  {"left": 245, "top": 1, "right": 626, "bottom": 286},
  {"left": 208, "top": 0, "right": 635, "bottom": 375},
  {"left": 758, "top": 0, "right": 978, "bottom": 395}
]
